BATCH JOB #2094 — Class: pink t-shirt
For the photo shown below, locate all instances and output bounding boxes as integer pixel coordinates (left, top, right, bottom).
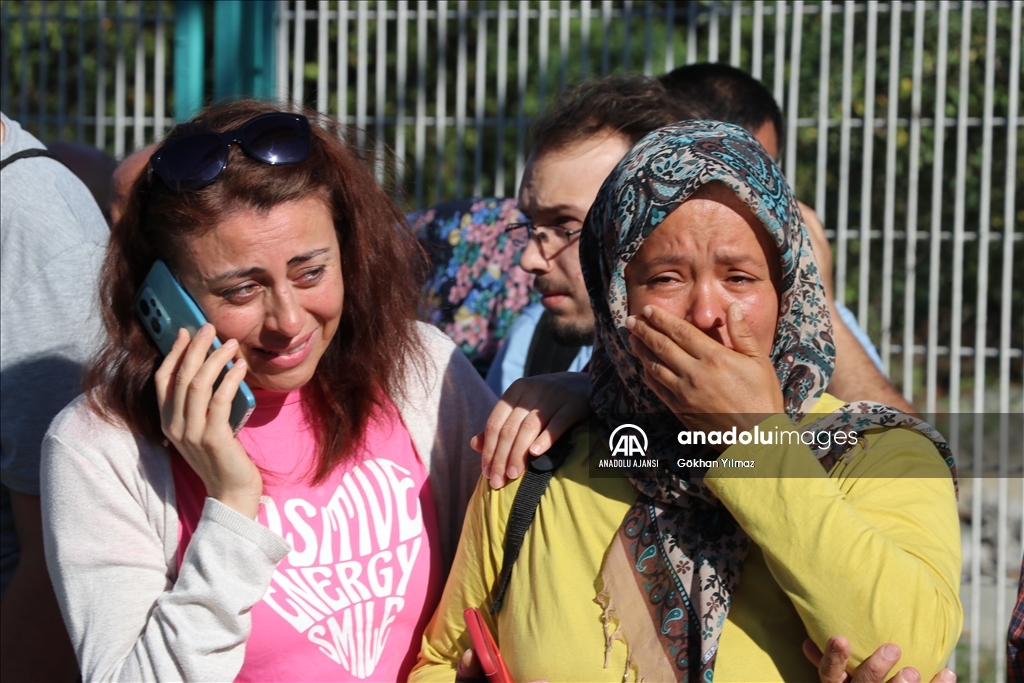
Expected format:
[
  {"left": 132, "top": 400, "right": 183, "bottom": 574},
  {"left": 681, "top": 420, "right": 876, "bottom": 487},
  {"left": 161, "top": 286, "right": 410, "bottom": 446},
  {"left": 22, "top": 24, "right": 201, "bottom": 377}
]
[{"left": 172, "top": 388, "right": 444, "bottom": 681}]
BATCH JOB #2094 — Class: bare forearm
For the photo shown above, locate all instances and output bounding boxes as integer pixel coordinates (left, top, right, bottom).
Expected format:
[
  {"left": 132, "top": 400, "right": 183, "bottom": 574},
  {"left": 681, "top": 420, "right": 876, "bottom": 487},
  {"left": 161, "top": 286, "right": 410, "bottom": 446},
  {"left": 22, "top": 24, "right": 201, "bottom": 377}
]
[{"left": 828, "top": 312, "right": 917, "bottom": 415}]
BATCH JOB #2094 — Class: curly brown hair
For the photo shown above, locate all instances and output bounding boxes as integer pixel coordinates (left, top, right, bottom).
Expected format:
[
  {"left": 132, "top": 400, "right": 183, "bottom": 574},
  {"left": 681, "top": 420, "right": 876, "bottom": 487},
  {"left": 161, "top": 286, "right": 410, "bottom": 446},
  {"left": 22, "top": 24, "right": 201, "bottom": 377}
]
[{"left": 87, "top": 99, "right": 424, "bottom": 483}]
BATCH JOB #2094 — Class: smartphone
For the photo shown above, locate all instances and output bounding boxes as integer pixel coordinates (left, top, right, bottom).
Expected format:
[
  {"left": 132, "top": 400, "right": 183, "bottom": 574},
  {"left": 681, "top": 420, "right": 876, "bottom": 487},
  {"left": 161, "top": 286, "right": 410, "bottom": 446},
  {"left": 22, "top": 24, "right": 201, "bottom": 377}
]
[
  {"left": 136, "top": 260, "right": 256, "bottom": 434},
  {"left": 463, "top": 608, "right": 515, "bottom": 683}
]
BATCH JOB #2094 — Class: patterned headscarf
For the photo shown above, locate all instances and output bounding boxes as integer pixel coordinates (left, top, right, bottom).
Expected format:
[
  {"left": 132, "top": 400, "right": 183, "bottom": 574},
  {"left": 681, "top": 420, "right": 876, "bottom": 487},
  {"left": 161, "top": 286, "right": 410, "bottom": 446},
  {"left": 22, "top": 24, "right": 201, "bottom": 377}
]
[{"left": 580, "top": 121, "right": 956, "bottom": 681}]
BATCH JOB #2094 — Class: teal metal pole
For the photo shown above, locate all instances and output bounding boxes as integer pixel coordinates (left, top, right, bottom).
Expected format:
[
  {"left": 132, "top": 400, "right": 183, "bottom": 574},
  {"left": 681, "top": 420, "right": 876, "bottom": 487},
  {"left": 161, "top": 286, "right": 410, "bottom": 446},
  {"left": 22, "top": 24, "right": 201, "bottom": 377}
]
[
  {"left": 213, "top": 1, "right": 242, "bottom": 101},
  {"left": 173, "top": 0, "right": 205, "bottom": 121},
  {"left": 214, "top": 0, "right": 276, "bottom": 102}
]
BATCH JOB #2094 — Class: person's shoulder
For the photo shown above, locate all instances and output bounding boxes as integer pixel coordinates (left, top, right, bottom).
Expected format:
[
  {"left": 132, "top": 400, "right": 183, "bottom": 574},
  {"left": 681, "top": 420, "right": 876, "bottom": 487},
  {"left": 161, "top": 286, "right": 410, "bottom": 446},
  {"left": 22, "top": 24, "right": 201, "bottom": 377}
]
[
  {"left": 47, "top": 394, "right": 125, "bottom": 449},
  {"left": 810, "top": 394, "right": 953, "bottom": 482},
  {"left": 1, "top": 116, "right": 108, "bottom": 242},
  {"left": 410, "top": 320, "right": 462, "bottom": 367},
  {"left": 44, "top": 393, "right": 165, "bottom": 475}
]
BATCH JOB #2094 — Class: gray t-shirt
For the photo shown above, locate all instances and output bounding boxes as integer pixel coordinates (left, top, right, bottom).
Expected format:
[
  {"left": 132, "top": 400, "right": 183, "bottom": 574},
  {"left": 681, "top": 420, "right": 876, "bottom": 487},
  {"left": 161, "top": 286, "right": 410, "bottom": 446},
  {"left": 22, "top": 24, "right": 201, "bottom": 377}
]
[{"left": 0, "top": 112, "right": 108, "bottom": 595}]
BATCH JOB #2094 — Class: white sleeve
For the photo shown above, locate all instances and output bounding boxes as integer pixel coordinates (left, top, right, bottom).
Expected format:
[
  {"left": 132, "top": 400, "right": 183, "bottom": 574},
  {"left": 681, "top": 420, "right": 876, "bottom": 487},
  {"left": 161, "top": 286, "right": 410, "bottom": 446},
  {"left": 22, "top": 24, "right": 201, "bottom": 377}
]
[
  {"left": 397, "top": 323, "right": 497, "bottom": 572},
  {"left": 41, "top": 408, "right": 290, "bottom": 682}
]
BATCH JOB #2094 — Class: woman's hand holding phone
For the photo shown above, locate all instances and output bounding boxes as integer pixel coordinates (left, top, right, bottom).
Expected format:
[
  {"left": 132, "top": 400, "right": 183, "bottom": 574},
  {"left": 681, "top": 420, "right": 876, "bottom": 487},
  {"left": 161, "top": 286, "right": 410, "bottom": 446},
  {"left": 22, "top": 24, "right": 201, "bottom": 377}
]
[{"left": 154, "top": 324, "right": 263, "bottom": 519}]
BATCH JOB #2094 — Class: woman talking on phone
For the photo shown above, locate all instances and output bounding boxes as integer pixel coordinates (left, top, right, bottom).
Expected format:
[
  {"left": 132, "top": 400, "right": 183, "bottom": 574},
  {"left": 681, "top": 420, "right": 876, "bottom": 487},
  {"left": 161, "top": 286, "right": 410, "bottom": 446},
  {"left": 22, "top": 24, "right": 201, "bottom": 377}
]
[{"left": 40, "top": 100, "right": 493, "bottom": 681}]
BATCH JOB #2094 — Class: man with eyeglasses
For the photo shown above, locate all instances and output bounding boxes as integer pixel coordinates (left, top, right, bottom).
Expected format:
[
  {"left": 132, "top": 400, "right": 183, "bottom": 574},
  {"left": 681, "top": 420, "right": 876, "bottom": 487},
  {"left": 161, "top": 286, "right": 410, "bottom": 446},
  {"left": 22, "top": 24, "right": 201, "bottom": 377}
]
[
  {"left": 485, "top": 74, "right": 688, "bottom": 395},
  {"left": 485, "top": 69, "right": 915, "bottom": 421}
]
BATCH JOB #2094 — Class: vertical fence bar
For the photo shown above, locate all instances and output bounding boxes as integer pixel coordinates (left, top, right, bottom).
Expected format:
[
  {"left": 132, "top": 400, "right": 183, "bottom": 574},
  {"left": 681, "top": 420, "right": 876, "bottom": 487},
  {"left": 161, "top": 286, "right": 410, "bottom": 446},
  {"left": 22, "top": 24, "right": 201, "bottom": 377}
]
[
  {"left": 58, "top": 1, "right": 67, "bottom": 138},
  {"left": 393, "top": 0, "right": 405, "bottom": 200},
  {"left": 355, "top": 1, "right": 367, "bottom": 147},
  {"left": 395, "top": 0, "right": 408, "bottom": 195},
  {"left": 773, "top": 0, "right": 786, "bottom": 106},
  {"left": 376, "top": 0, "right": 388, "bottom": 183},
  {"left": 974, "top": 4, "right": 1000, "bottom": 676},
  {"left": 709, "top": 1, "right": 720, "bottom": 63},
  {"left": 997, "top": 4, "right": 1022, "bottom": 674},
  {"left": 317, "top": 1, "right": 329, "bottom": 113},
  {"left": 666, "top": 1, "right": 677, "bottom": 72},
  {"left": 955, "top": 0, "right": 972, "bottom": 639},
  {"left": 730, "top": 0, "right": 742, "bottom": 68},
  {"left": 949, "top": 0, "right": 971, "bottom": 419},
  {"left": 539, "top": 1, "right": 550, "bottom": 106},
  {"left": 686, "top": 1, "right": 697, "bottom": 65},
  {"left": 925, "top": 2, "right": 949, "bottom": 419},
  {"left": 414, "top": 0, "right": 427, "bottom": 207},
  {"left": 495, "top": 0, "right": 508, "bottom": 197},
  {"left": 37, "top": 1, "right": 48, "bottom": 135},
  {"left": 642, "top": 0, "right": 653, "bottom": 76},
  {"left": 949, "top": 14, "right": 972, "bottom": 628},
  {"left": 834, "top": 1, "right": 855, "bottom": 306},
  {"left": 855, "top": 1, "right": 878, "bottom": 328},
  {"left": 561, "top": 0, "right": 571, "bottom": 89},
  {"left": 337, "top": 0, "right": 349, "bottom": 126},
  {"left": 454, "top": 0, "right": 468, "bottom": 198},
  {"left": 752, "top": 1, "right": 763, "bottom": 78},
  {"left": 276, "top": 0, "right": 289, "bottom": 102},
  {"left": 133, "top": 3, "right": 146, "bottom": 149},
  {"left": 114, "top": 2, "right": 126, "bottom": 157},
  {"left": 814, "top": 0, "right": 831, "bottom": 226},
  {"left": 154, "top": 1, "right": 165, "bottom": 134},
  {"left": 880, "top": 1, "right": 901, "bottom": 372},
  {"left": 77, "top": 0, "right": 86, "bottom": 140},
  {"left": 1, "top": 0, "right": 9, "bottom": 117},
  {"left": 19, "top": 0, "right": 29, "bottom": 126},
  {"left": 434, "top": 0, "right": 447, "bottom": 203},
  {"left": 292, "top": 0, "right": 307, "bottom": 105},
  {"left": 621, "top": 0, "right": 631, "bottom": 71},
  {"left": 784, "top": 0, "right": 802, "bottom": 181},
  {"left": 473, "top": 3, "right": 487, "bottom": 195},
  {"left": 94, "top": 0, "right": 106, "bottom": 150},
  {"left": 601, "top": 0, "right": 612, "bottom": 76},
  {"left": 515, "top": 0, "right": 529, "bottom": 188},
  {"left": 902, "top": 0, "right": 926, "bottom": 402},
  {"left": 580, "top": 0, "right": 591, "bottom": 77}
]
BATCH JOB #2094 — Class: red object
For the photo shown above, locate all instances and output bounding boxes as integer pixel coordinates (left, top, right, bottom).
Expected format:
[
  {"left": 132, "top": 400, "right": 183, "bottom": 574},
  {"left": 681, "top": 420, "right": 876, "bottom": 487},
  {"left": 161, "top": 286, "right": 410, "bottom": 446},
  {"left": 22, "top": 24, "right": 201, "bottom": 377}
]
[{"left": 463, "top": 608, "right": 515, "bottom": 683}]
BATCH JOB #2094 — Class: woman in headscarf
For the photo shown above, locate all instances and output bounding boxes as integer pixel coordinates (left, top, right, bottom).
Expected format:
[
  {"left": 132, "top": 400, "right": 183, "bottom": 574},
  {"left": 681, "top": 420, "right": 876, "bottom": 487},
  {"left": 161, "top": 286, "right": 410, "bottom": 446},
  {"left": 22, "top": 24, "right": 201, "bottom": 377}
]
[{"left": 412, "top": 121, "right": 960, "bottom": 682}]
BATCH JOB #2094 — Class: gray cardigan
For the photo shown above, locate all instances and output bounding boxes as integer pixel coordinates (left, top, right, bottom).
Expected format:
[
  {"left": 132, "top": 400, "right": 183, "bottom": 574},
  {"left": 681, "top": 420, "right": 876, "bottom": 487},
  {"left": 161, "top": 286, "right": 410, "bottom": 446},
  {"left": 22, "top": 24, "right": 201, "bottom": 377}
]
[{"left": 41, "top": 323, "right": 495, "bottom": 682}]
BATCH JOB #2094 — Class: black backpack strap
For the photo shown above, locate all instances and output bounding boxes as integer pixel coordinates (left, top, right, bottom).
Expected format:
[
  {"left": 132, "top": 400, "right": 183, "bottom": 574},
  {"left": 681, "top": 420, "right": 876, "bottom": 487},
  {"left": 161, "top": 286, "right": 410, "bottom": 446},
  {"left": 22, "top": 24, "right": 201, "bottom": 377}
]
[
  {"left": 523, "top": 310, "right": 582, "bottom": 377},
  {"left": 489, "top": 423, "right": 581, "bottom": 614},
  {"left": 0, "top": 148, "right": 60, "bottom": 171}
]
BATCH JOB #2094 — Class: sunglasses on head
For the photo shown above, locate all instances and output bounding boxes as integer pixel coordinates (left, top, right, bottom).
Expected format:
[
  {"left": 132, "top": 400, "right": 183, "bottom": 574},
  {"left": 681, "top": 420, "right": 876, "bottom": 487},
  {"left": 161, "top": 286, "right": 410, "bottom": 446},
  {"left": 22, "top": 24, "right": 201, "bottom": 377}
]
[{"left": 150, "top": 112, "right": 312, "bottom": 192}]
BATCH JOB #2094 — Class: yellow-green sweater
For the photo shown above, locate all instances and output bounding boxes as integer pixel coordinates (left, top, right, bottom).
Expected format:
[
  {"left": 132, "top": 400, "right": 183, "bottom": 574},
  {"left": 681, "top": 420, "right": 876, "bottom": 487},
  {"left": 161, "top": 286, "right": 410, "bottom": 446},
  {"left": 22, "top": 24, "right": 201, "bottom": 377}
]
[{"left": 411, "top": 394, "right": 962, "bottom": 682}]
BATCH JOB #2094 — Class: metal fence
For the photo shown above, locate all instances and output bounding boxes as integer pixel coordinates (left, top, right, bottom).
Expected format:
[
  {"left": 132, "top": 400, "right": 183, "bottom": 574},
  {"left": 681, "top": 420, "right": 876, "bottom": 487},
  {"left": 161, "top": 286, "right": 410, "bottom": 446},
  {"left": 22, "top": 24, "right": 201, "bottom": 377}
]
[{"left": 1, "top": 1, "right": 1022, "bottom": 680}]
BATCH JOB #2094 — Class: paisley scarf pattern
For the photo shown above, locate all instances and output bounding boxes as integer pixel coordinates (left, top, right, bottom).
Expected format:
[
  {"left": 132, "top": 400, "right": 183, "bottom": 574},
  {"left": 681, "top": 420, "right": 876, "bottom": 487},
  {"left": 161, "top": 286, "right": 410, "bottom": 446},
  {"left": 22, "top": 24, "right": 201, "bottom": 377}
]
[{"left": 580, "top": 121, "right": 956, "bottom": 681}]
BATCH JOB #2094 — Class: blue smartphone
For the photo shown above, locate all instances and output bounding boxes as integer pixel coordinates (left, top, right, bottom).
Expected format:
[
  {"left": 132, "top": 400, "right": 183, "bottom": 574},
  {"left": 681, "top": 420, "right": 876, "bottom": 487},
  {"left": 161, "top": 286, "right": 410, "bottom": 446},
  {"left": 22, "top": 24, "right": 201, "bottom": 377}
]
[{"left": 135, "top": 260, "right": 257, "bottom": 434}]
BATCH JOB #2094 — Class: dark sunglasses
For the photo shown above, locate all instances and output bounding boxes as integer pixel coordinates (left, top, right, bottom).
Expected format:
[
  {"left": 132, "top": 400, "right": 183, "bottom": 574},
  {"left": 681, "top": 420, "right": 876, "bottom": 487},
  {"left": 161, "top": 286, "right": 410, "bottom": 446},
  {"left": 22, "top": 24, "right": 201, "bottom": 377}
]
[{"left": 150, "top": 112, "right": 312, "bottom": 192}]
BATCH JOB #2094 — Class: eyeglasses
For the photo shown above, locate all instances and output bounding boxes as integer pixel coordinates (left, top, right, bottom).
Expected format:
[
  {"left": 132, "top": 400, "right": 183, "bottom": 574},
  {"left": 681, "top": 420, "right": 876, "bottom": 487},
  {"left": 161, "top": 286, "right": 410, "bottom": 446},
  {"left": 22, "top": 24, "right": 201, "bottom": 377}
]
[
  {"left": 504, "top": 221, "right": 583, "bottom": 254},
  {"left": 150, "top": 112, "right": 312, "bottom": 192}
]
